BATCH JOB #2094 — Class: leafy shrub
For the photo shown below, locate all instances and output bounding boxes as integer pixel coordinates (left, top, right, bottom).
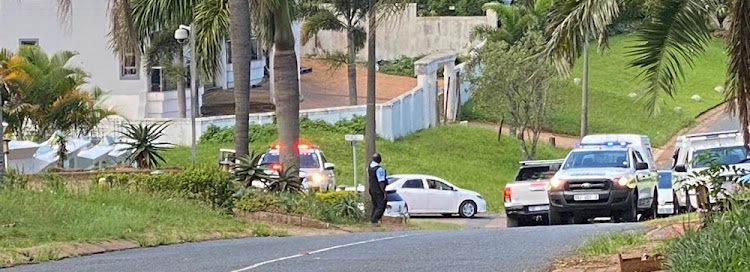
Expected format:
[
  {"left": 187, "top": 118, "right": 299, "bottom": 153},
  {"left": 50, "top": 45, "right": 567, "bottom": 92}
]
[
  {"left": 377, "top": 56, "right": 419, "bottom": 77},
  {"left": 96, "top": 167, "right": 239, "bottom": 209},
  {"left": 199, "top": 116, "right": 365, "bottom": 144},
  {"left": 235, "top": 191, "right": 363, "bottom": 224},
  {"left": 1, "top": 169, "right": 29, "bottom": 190}
]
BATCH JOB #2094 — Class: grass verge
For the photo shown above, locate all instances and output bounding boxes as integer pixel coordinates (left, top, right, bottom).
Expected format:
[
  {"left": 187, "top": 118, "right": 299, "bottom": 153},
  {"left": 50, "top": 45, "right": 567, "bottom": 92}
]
[
  {"left": 164, "top": 125, "right": 570, "bottom": 211},
  {"left": 576, "top": 232, "right": 647, "bottom": 257},
  {"left": 464, "top": 34, "right": 728, "bottom": 146},
  {"left": 0, "top": 189, "right": 285, "bottom": 267},
  {"left": 407, "top": 219, "right": 463, "bottom": 230}
]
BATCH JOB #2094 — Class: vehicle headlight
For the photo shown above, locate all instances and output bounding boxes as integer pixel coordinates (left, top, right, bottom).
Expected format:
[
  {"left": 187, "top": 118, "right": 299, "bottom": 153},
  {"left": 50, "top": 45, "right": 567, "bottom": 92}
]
[
  {"left": 617, "top": 176, "right": 634, "bottom": 187},
  {"left": 549, "top": 176, "right": 565, "bottom": 189},
  {"left": 309, "top": 172, "right": 327, "bottom": 185}
]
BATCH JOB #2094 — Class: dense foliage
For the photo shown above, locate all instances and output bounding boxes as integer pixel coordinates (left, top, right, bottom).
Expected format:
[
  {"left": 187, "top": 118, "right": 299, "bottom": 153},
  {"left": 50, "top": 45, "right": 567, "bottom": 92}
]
[
  {"left": 234, "top": 190, "right": 363, "bottom": 223},
  {"left": 200, "top": 115, "right": 365, "bottom": 144},
  {"left": 417, "top": 0, "right": 494, "bottom": 16}
]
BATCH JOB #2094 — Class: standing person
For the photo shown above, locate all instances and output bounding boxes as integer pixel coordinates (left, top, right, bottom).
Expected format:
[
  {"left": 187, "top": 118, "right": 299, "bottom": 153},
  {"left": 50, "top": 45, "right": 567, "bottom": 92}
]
[{"left": 368, "top": 153, "right": 387, "bottom": 225}]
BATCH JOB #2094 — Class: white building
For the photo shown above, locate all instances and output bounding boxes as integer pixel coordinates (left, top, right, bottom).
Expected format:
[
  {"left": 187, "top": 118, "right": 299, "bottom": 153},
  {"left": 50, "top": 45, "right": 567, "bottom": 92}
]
[{"left": 0, "top": 0, "right": 269, "bottom": 120}]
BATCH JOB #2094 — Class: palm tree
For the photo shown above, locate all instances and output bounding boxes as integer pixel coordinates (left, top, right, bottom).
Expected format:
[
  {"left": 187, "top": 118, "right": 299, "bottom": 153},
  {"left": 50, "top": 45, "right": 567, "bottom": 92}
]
[
  {"left": 0, "top": 49, "right": 29, "bottom": 183},
  {"left": 471, "top": 0, "right": 551, "bottom": 45},
  {"left": 543, "top": 0, "right": 619, "bottom": 138},
  {"left": 228, "top": 0, "right": 253, "bottom": 158},
  {"left": 301, "top": 0, "right": 369, "bottom": 106}
]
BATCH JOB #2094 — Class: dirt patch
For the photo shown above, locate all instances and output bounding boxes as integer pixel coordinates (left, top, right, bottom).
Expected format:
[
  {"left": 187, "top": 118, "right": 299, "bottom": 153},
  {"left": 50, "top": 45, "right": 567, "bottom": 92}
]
[
  {"left": 467, "top": 122, "right": 581, "bottom": 149},
  {"left": 201, "top": 58, "right": 419, "bottom": 116},
  {"left": 550, "top": 222, "right": 693, "bottom": 272}
]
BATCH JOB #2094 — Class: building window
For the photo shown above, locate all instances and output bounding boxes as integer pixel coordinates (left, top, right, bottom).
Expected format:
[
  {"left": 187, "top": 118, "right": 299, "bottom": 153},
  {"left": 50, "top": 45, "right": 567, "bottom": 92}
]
[
  {"left": 227, "top": 41, "right": 232, "bottom": 64},
  {"left": 120, "top": 53, "right": 139, "bottom": 79},
  {"left": 19, "top": 39, "right": 39, "bottom": 47}
]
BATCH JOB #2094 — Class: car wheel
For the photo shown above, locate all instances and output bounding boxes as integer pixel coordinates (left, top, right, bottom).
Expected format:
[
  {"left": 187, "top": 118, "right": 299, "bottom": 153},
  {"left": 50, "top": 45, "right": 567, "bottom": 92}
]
[
  {"left": 441, "top": 213, "right": 453, "bottom": 217},
  {"left": 620, "top": 194, "right": 638, "bottom": 223},
  {"left": 459, "top": 201, "right": 477, "bottom": 218},
  {"left": 506, "top": 216, "right": 520, "bottom": 227},
  {"left": 549, "top": 206, "right": 563, "bottom": 225}
]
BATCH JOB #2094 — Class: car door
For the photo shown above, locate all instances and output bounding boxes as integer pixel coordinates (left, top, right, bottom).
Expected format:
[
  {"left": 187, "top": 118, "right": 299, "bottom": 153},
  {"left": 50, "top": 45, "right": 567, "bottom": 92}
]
[
  {"left": 397, "top": 179, "right": 429, "bottom": 213},
  {"left": 633, "top": 150, "right": 656, "bottom": 207},
  {"left": 426, "top": 179, "right": 458, "bottom": 213}
]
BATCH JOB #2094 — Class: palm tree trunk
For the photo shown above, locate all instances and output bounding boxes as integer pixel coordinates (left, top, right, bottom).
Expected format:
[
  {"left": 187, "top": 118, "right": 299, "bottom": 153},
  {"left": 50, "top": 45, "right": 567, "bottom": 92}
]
[
  {"left": 347, "top": 28, "right": 358, "bottom": 106},
  {"left": 273, "top": 1, "right": 301, "bottom": 173},
  {"left": 364, "top": 0, "right": 377, "bottom": 216},
  {"left": 228, "top": 0, "right": 252, "bottom": 158},
  {"left": 580, "top": 35, "right": 589, "bottom": 138},
  {"left": 176, "top": 48, "right": 187, "bottom": 118}
]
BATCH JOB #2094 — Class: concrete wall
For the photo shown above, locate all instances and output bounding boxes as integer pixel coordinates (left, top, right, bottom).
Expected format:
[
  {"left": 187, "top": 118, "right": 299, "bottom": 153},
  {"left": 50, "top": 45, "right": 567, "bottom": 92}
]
[
  {"left": 0, "top": 0, "right": 150, "bottom": 120},
  {"left": 300, "top": 3, "right": 496, "bottom": 61}
]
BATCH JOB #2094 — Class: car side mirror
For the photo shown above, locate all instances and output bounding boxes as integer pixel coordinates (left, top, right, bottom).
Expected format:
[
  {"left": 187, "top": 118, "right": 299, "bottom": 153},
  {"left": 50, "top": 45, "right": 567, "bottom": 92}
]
[
  {"left": 324, "top": 162, "right": 335, "bottom": 171},
  {"left": 674, "top": 164, "right": 687, "bottom": 173},
  {"left": 635, "top": 162, "right": 649, "bottom": 170}
]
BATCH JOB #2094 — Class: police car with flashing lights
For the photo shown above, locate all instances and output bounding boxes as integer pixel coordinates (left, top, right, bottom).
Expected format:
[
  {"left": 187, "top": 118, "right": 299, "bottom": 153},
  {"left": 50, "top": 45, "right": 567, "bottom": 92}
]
[
  {"left": 547, "top": 134, "right": 658, "bottom": 224},
  {"left": 257, "top": 143, "right": 337, "bottom": 192}
]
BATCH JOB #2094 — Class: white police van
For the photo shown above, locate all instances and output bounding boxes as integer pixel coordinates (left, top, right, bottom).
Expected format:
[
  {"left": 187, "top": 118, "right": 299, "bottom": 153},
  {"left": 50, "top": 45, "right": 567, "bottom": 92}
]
[{"left": 548, "top": 134, "right": 658, "bottom": 224}]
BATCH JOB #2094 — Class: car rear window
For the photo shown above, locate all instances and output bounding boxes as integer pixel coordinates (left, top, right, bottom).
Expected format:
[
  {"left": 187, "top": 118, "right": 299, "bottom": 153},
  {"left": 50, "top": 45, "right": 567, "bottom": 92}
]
[
  {"left": 386, "top": 191, "right": 403, "bottom": 202},
  {"left": 515, "top": 166, "right": 558, "bottom": 181},
  {"left": 658, "top": 172, "right": 672, "bottom": 189}
]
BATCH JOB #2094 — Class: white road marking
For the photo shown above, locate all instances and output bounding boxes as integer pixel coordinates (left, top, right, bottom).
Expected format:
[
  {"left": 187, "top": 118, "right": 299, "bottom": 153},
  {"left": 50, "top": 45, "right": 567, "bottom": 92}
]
[{"left": 229, "top": 234, "right": 413, "bottom": 271}]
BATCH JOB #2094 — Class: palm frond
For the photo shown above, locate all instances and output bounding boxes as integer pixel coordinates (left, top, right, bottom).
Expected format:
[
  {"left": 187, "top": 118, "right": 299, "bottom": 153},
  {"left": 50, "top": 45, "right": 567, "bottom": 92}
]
[
  {"left": 628, "top": 0, "right": 713, "bottom": 114},
  {"left": 351, "top": 25, "right": 367, "bottom": 52},
  {"left": 194, "top": 0, "right": 230, "bottom": 80},
  {"left": 107, "top": 0, "right": 141, "bottom": 59},
  {"left": 301, "top": 9, "right": 345, "bottom": 45},
  {"left": 543, "top": 0, "right": 620, "bottom": 75}
]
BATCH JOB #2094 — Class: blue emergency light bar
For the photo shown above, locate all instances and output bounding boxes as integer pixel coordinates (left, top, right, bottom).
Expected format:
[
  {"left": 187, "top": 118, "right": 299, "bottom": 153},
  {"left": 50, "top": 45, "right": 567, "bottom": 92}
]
[{"left": 575, "top": 141, "right": 632, "bottom": 148}]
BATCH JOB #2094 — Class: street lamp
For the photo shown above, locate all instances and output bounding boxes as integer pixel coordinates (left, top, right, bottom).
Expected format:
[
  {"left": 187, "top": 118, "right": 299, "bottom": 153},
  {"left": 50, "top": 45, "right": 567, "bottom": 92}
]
[{"left": 175, "top": 24, "right": 198, "bottom": 165}]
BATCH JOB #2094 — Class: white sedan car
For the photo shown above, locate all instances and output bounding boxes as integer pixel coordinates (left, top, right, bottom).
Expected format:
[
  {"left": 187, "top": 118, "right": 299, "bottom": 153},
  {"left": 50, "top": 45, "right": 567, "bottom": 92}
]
[{"left": 386, "top": 174, "right": 487, "bottom": 218}]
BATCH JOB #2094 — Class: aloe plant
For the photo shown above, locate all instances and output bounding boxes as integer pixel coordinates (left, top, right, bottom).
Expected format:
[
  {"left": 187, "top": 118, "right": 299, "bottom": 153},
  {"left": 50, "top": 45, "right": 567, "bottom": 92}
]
[{"left": 119, "top": 121, "right": 172, "bottom": 169}]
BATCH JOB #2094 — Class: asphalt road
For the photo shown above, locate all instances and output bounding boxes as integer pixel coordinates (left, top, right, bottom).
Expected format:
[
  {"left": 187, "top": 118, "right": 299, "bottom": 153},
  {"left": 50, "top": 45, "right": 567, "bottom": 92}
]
[
  {"left": 4, "top": 223, "right": 642, "bottom": 272},
  {"left": 704, "top": 112, "right": 739, "bottom": 132}
]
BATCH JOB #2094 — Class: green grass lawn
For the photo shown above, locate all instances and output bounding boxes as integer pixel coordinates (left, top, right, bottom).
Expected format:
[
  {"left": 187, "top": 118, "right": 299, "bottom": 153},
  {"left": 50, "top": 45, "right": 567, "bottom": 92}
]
[
  {"left": 576, "top": 232, "right": 646, "bottom": 257},
  {"left": 163, "top": 125, "right": 569, "bottom": 211},
  {"left": 465, "top": 34, "right": 728, "bottom": 146},
  {"left": 0, "top": 189, "right": 283, "bottom": 255}
]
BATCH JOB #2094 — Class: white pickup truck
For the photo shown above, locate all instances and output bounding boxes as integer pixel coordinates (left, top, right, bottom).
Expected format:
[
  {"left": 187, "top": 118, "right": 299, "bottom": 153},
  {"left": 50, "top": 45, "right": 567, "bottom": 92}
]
[{"left": 504, "top": 159, "right": 563, "bottom": 227}]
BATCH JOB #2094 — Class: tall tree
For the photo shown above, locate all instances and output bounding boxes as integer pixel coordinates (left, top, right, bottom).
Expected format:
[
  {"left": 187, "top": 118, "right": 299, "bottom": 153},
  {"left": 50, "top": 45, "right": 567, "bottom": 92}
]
[
  {"left": 470, "top": 0, "right": 551, "bottom": 45},
  {"left": 300, "top": 0, "right": 369, "bottom": 106},
  {"left": 228, "top": 0, "right": 253, "bottom": 158},
  {"left": 543, "top": 0, "right": 619, "bottom": 138},
  {"left": 0, "top": 50, "right": 28, "bottom": 184}
]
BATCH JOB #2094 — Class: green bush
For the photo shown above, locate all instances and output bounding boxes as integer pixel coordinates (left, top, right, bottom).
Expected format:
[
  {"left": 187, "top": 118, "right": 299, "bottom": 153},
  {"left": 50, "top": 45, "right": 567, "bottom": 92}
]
[
  {"left": 96, "top": 167, "right": 239, "bottom": 209},
  {"left": 378, "top": 56, "right": 419, "bottom": 77},
  {"left": 199, "top": 115, "right": 365, "bottom": 144},
  {"left": 1, "top": 169, "right": 29, "bottom": 190},
  {"left": 235, "top": 191, "right": 363, "bottom": 224},
  {"left": 666, "top": 204, "right": 750, "bottom": 271}
]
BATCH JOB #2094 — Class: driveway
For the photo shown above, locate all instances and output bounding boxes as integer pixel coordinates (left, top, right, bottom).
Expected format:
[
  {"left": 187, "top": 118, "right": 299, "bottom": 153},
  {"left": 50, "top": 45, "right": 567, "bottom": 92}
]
[{"left": 4, "top": 223, "right": 642, "bottom": 272}]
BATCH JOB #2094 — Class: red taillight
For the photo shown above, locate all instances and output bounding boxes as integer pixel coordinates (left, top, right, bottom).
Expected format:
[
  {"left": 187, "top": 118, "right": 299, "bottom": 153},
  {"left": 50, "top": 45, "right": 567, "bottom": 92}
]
[{"left": 504, "top": 187, "right": 512, "bottom": 203}]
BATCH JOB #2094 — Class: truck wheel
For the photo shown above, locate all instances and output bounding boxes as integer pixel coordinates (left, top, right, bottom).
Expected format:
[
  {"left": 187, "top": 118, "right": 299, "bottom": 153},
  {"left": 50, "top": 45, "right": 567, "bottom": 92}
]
[
  {"left": 620, "top": 196, "right": 638, "bottom": 223},
  {"left": 549, "top": 206, "right": 563, "bottom": 225},
  {"left": 506, "top": 216, "right": 520, "bottom": 227}
]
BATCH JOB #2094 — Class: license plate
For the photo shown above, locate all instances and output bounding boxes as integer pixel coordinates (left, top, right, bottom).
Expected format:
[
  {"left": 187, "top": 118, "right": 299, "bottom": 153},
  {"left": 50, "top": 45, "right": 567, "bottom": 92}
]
[
  {"left": 574, "top": 194, "right": 599, "bottom": 201},
  {"left": 528, "top": 205, "right": 549, "bottom": 212},
  {"left": 658, "top": 207, "right": 674, "bottom": 214}
]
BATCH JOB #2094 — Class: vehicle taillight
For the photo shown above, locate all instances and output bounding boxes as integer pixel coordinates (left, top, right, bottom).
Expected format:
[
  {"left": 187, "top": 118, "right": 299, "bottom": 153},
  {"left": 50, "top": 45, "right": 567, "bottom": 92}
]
[
  {"left": 504, "top": 187, "right": 511, "bottom": 203},
  {"left": 271, "top": 163, "right": 282, "bottom": 172}
]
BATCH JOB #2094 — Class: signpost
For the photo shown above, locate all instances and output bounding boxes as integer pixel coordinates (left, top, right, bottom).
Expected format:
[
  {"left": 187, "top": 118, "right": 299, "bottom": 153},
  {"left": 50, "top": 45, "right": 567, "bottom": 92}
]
[{"left": 345, "top": 134, "right": 364, "bottom": 191}]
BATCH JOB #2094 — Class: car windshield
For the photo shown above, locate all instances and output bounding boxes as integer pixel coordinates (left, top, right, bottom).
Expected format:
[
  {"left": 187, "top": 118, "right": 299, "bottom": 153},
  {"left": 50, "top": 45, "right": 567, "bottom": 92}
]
[
  {"left": 563, "top": 150, "right": 630, "bottom": 169},
  {"left": 261, "top": 151, "right": 320, "bottom": 168},
  {"left": 691, "top": 146, "right": 747, "bottom": 168},
  {"left": 515, "top": 166, "right": 559, "bottom": 181}
]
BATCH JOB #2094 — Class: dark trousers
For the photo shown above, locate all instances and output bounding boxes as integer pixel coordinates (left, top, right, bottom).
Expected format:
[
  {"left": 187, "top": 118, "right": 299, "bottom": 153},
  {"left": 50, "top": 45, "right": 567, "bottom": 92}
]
[{"left": 370, "top": 191, "right": 386, "bottom": 223}]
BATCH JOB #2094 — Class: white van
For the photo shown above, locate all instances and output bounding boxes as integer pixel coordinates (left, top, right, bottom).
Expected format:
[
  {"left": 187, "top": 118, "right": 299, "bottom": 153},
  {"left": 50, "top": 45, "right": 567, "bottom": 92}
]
[{"left": 581, "top": 134, "right": 656, "bottom": 169}]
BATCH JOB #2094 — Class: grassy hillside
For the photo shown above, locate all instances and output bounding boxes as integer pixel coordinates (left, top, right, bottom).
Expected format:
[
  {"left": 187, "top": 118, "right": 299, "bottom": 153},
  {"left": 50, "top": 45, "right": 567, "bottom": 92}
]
[
  {"left": 163, "top": 125, "right": 569, "bottom": 211},
  {"left": 465, "top": 35, "right": 728, "bottom": 146}
]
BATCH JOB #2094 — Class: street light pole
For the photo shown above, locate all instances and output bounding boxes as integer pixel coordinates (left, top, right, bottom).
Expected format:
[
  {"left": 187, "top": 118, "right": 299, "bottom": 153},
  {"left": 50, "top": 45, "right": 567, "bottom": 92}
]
[
  {"left": 176, "top": 24, "right": 198, "bottom": 166},
  {"left": 189, "top": 23, "right": 198, "bottom": 166}
]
